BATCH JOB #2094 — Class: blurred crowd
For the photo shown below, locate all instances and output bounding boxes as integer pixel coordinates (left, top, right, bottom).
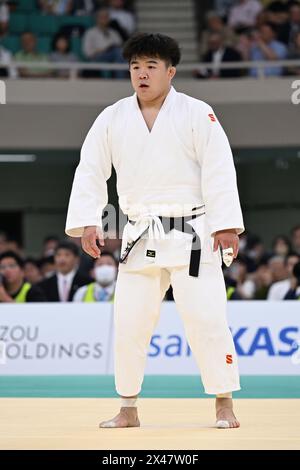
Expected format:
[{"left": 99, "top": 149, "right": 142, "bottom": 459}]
[
  {"left": 0, "top": 225, "right": 300, "bottom": 303},
  {"left": 0, "top": 0, "right": 135, "bottom": 78},
  {"left": 195, "top": 0, "right": 300, "bottom": 78},
  {"left": 0, "top": 0, "right": 300, "bottom": 78}
]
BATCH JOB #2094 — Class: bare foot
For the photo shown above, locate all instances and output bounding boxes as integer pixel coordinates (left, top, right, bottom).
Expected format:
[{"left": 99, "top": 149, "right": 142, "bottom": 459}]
[
  {"left": 99, "top": 407, "right": 140, "bottom": 428},
  {"left": 215, "top": 397, "right": 240, "bottom": 429}
]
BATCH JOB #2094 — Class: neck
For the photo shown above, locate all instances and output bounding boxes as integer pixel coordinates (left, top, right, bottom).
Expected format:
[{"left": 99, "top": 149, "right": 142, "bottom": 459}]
[{"left": 138, "top": 85, "right": 171, "bottom": 110}]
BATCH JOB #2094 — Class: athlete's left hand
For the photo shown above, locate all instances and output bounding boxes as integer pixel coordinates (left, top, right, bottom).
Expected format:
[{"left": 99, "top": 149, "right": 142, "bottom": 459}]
[{"left": 213, "top": 229, "right": 239, "bottom": 259}]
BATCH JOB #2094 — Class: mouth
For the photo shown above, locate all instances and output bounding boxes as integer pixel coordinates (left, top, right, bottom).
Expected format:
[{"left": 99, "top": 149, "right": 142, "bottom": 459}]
[{"left": 139, "top": 83, "right": 149, "bottom": 88}]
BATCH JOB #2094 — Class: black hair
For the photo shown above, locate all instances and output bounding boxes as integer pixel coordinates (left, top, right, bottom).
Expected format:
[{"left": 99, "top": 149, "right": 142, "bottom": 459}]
[
  {"left": 123, "top": 33, "right": 181, "bottom": 66},
  {"left": 51, "top": 33, "right": 71, "bottom": 53},
  {"left": 39, "top": 256, "right": 55, "bottom": 267},
  {"left": 291, "top": 224, "right": 300, "bottom": 235},
  {"left": 0, "top": 251, "right": 25, "bottom": 268},
  {"left": 43, "top": 235, "right": 60, "bottom": 244},
  {"left": 95, "top": 251, "right": 117, "bottom": 266},
  {"left": 24, "top": 257, "right": 40, "bottom": 268},
  {"left": 260, "top": 22, "right": 278, "bottom": 35},
  {"left": 293, "top": 261, "right": 300, "bottom": 280},
  {"left": 55, "top": 241, "right": 79, "bottom": 257}
]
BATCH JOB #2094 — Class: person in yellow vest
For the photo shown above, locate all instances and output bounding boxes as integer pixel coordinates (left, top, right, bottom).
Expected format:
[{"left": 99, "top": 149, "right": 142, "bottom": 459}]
[
  {"left": 0, "top": 251, "right": 46, "bottom": 303},
  {"left": 225, "top": 276, "right": 242, "bottom": 300},
  {"left": 73, "top": 251, "right": 117, "bottom": 302}
]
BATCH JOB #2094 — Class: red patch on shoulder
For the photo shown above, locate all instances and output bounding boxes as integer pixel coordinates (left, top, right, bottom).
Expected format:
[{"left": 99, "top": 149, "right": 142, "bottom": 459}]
[
  {"left": 226, "top": 354, "right": 233, "bottom": 364},
  {"left": 208, "top": 113, "right": 216, "bottom": 122}
]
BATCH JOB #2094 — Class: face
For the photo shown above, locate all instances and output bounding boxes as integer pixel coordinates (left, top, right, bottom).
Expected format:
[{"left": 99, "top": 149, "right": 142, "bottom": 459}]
[
  {"left": 24, "top": 262, "right": 41, "bottom": 284},
  {"left": 292, "top": 228, "right": 300, "bottom": 251},
  {"left": 208, "top": 34, "right": 223, "bottom": 51},
  {"left": 207, "top": 16, "right": 223, "bottom": 32},
  {"left": 40, "top": 261, "right": 55, "bottom": 278},
  {"left": 286, "top": 256, "right": 299, "bottom": 276},
  {"left": 0, "top": 235, "right": 8, "bottom": 254},
  {"left": 22, "top": 33, "right": 36, "bottom": 53},
  {"left": 273, "top": 238, "right": 289, "bottom": 256},
  {"left": 43, "top": 239, "right": 59, "bottom": 256},
  {"left": 94, "top": 255, "right": 116, "bottom": 269},
  {"left": 56, "top": 37, "right": 68, "bottom": 53},
  {"left": 54, "top": 249, "right": 78, "bottom": 275},
  {"left": 130, "top": 56, "right": 176, "bottom": 103},
  {"left": 290, "top": 6, "right": 300, "bottom": 24},
  {"left": 96, "top": 10, "right": 110, "bottom": 28},
  {"left": 0, "top": 257, "right": 23, "bottom": 285},
  {"left": 268, "top": 259, "right": 288, "bottom": 282},
  {"left": 259, "top": 25, "right": 275, "bottom": 43},
  {"left": 295, "top": 32, "right": 300, "bottom": 49}
]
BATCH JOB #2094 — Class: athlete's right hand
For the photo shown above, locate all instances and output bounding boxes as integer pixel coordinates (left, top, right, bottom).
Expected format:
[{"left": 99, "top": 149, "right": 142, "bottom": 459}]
[{"left": 81, "top": 226, "right": 104, "bottom": 258}]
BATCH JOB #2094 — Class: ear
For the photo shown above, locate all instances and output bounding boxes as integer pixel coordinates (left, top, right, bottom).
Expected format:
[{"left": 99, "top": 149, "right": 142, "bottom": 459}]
[{"left": 169, "top": 66, "right": 176, "bottom": 80}]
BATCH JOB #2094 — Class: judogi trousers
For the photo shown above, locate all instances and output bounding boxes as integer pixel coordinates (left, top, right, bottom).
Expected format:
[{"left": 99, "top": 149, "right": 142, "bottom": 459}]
[{"left": 113, "top": 260, "right": 240, "bottom": 396}]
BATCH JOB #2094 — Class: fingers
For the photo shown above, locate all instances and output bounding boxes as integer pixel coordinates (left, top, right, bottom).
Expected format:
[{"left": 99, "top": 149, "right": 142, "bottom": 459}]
[
  {"left": 213, "top": 236, "right": 220, "bottom": 252},
  {"left": 82, "top": 233, "right": 101, "bottom": 258},
  {"left": 214, "top": 233, "right": 239, "bottom": 258}
]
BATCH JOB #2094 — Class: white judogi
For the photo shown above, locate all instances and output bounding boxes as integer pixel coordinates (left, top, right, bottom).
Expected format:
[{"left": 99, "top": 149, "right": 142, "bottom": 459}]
[{"left": 66, "top": 86, "right": 245, "bottom": 395}]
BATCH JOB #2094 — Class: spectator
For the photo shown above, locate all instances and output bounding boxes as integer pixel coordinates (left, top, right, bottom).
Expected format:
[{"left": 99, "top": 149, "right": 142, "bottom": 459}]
[
  {"left": 102, "top": 229, "right": 122, "bottom": 260},
  {"left": 291, "top": 224, "right": 300, "bottom": 255},
  {"left": 38, "top": 0, "right": 74, "bottom": 15},
  {"left": 0, "top": 44, "right": 17, "bottom": 78},
  {"left": 268, "top": 255, "right": 288, "bottom": 282},
  {"left": 235, "top": 30, "right": 253, "bottom": 60},
  {"left": 279, "top": 1, "right": 300, "bottom": 46},
  {"left": 0, "top": 231, "right": 8, "bottom": 254},
  {"left": 200, "top": 10, "right": 237, "bottom": 56},
  {"left": 253, "top": 262, "right": 273, "bottom": 299},
  {"left": 249, "top": 22, "right": 287, "bottom": 77},
  {"left": 82, "top": 8, "right": 126, "bottom": 78},
  {"left": 72, "top": 0, "right": 98, "bottom": 16},
  {"left": 228, "top": 0, "right": 263, "bottom": 32},
  {"left": 287, "top": 31, "right": 300, "bottom": 74},
  {"left": 24, "top": 258, "right": 43, "bottom": 285},
  {"left": 244, "top": 234, "right": 266, "bottom": 272},
  {"left": 268, "top": 253, "right": 300, "bottom": 299},
  {"left": 39, "top": 255, "right": 55, "bottom": 279},
  {"left": 38, "top": 241, "right": 92, "bottom": 301},
  {"left": 283, "top": 261, "right": 300, "bottom": 299},
  {"left": 0, "top": 251, "right": 46, "bottom": 302},
  {"left": 108, "top": 0, "right": 136, "bottom": 41},
  {"left": 73, "top": 251, "right": 117, "bottom": 301},
  {"left": 214, "top": 0, "right": 236, "bottom": 19},
  {"left": 15, "top": 32, "right": 52, "bottom": 78},
  {"left": 6, "top": 239, "right": 24, "bottom": 257},
  {"left": 65, "top": 235, "right": 94, "bottom": 276},
  {"left": 50, "top": 33, "right": 79, "bottom": 78},
  {"left": 271, "top": 234, "right": 291, "bottom": 256},
  {"left": 195, "top": 32, "right": 243, "bottom": 78},
  {"left": 0, "top": 0, "right": 9, "bottom": 39},
  {"left": 225, "top": 257, "right": 256, "bottom": 298},
  {"left": 224, "top": 276, "right": 243, "bottom": 299},
  {"left": 42, "top": 235, "right": 60, "bottom": 257}
]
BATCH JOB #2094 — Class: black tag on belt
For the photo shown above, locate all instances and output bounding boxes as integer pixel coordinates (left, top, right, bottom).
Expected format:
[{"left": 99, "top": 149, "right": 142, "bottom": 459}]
[{"left": 146, "top": 249, "right": 156, "bottom": 258}]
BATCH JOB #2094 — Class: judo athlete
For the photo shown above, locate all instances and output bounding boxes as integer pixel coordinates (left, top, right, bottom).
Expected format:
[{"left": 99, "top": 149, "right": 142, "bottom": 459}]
[{"left": 65, "top": 33, "right": 245, "bottom": 429}]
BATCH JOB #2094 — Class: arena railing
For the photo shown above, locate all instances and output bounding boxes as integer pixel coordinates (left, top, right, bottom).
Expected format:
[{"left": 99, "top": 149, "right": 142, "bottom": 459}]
[{"left": 1, "top": 59, "right": 300, "bottom": 79}]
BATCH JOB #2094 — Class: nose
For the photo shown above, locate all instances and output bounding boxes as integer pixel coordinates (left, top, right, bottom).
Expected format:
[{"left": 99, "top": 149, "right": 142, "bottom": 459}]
[{"left": 138, "top": 69, "right": 148, "bottom": 79}]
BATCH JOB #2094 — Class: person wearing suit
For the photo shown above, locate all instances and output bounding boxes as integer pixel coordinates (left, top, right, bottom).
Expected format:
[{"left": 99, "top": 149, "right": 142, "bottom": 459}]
[
  {"left": 195, "top": 32, "right": 243, "bottom": 79},
  {"left": 38, "top": 241, "right": 92, "bottom": 302}
]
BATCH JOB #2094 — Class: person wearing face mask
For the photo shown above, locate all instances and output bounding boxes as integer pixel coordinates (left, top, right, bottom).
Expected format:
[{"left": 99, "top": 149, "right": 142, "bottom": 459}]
[{"left": 73, "top": 252, "right": 117, "bottom": 302}]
